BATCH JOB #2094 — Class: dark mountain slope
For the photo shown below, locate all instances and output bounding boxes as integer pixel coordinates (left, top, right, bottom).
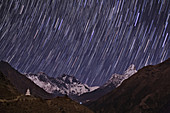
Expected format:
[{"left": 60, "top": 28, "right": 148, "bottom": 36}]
[
  {"left": 0, "top": 61, "right": 54, "bottom": 99},
  {"left": 72, "top": 82, "right": 116, "bottom": 103},
  {"left": 0, "top": 71, "right": 94, "bottom": 113},
  {"left": 88, "top": 58, "right": 170, "bottom": 113},
  {"left": 73, "top": 64, "right": 137, "bottom": 103},
  {"left": 0, "top": 71, "right": 20, "bottom": 99}
]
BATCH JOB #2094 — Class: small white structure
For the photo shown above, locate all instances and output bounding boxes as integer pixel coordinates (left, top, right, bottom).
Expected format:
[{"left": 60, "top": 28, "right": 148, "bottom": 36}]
[{"left": 25, "top": 89, "right": 31, "bottom": 96}]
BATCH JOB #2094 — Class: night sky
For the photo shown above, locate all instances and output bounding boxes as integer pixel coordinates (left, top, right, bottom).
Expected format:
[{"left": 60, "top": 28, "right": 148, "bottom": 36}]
[{"left": 0, "top": 0, "right": 170, "bottom": 86}]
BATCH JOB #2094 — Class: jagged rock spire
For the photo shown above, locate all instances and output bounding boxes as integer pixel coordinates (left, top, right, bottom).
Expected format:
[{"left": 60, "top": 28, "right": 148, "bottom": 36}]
[{"left": 124, "top": 64, "right": 137, "bottom": 77}]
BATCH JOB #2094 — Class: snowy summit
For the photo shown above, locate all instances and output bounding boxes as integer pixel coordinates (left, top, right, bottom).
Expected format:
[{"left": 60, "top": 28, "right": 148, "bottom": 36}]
[
  {"left": 105, "top": 64, "right": 137, "bottom": 87},
  {"left": 26, "top": 73, "right": 98, "bottom": 96}
]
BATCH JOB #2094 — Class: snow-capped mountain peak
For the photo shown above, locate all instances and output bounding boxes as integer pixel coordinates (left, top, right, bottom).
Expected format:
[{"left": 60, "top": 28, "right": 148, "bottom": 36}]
[
  {"left": 124, "top": 64, "right": 137, "bottom": 75},
  {"left": 105, "top": 64, "right": 137, "bottom": 87},
  {"left": 26, "top": 73, "right": 99, "bottom": 96},
  {"left": 25, "top": 65, "right": 136, "bottom": 97},
  {"left": 58, "top": 74, "right": 80, "bottom": 84},
  {"left": 124, "top": 64, "right": 137, "bottom": 79}
]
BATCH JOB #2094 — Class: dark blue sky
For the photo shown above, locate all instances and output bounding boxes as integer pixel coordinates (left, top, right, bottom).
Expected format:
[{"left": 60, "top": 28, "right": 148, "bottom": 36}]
[{"left": 0, "top": 0, "right": 170, "bottom": 86}]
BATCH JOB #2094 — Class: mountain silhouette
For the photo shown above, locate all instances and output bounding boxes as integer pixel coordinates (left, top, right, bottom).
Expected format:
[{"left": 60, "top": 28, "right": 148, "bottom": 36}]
[{"left": 88, "top": 58, "right": 170, "bottom": 113}]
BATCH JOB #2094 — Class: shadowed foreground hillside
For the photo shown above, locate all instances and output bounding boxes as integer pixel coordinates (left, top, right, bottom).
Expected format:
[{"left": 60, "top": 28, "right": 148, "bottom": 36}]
[
  {"left": 0, "top": 61, "right": 56, "bottom": 99},
  {"left": 88, "top": 58, "right": 170, "bottom": 113},
  {"left": 0, "top": 71, "right": 93, "bottom": 113},
  {"left": 0, "top": 96, "right": 94, "bottom": 113},
  {"left": 0, "top": 71, "right": 20, "bottom": 99}
]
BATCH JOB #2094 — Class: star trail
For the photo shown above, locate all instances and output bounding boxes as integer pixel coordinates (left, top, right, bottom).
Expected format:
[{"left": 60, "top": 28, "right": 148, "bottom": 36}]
[{"left": 0, "top": 0, "right": 170, "bottom": 86}]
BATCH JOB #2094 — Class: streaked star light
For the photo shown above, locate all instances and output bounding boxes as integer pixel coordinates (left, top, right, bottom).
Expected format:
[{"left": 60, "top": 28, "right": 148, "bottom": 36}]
[{"left": 0, "top": 0, "right": 169, "bottom": 86}]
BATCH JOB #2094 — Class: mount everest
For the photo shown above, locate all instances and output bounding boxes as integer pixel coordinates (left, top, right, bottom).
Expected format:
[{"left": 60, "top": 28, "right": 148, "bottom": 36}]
[
  {"left": 26, "top": 64, "right": 137, "bottom": 101},
  {"left": 26, "top": 72, "right": 98, "bottom": 96}
]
